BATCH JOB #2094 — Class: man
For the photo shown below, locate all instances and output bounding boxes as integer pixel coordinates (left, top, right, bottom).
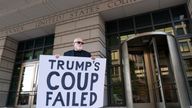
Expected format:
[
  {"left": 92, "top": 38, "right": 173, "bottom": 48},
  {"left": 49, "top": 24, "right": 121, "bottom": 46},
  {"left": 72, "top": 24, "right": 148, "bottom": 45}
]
[{"left": 64, "top": 38, "right": 91, "bottom": 57}]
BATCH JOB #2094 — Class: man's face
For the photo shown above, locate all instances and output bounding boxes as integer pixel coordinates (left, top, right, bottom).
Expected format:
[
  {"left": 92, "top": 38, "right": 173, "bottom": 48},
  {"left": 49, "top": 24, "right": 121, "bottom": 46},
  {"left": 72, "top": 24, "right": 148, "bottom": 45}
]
[{"left": 73, "top": 38, "right": 84, "bottom": 51}]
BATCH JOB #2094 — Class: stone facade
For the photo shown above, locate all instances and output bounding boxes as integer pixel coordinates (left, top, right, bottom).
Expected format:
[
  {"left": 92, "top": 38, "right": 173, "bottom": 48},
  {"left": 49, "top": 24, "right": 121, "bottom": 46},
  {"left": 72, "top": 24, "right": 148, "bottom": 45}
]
[
  {"left": 53, "top": 13, "right": 106, "bottom": 57},
  {"left": 53, "top": 13, "right": 107, "bottom": 105},
  {"left": 0, "top": 36, "right": 17, "bottom": 106},
  {"left": 187, "top": 0, "right": 192, "bottom": 18}
]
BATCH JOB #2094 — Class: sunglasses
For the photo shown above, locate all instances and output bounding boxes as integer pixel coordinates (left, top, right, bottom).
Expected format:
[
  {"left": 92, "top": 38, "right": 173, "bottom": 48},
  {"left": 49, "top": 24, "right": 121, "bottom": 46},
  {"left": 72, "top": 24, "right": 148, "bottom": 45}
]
[{"left": 74, "top": 41, "right": 84, "bottom": 44}]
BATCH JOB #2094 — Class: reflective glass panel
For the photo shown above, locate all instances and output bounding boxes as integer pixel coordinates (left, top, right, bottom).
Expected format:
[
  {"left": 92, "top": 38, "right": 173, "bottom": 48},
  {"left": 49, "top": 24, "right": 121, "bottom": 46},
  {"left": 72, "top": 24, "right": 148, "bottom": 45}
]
[
  {"left": 18, "top": 66, "right": 35, "bottom": 105},
  {"left": 106, "top": 21, "right": 118, "bottom": 33},
  {"left": 155, "top": 24, "right": 174, "bottom": 35},
  {"left": 129, "top": 51, "right": 150, "bottom": 103},
  {"left": 25, "top": 40, "right": 34, "bottom": 50},
  {"left": 179, "top": 42, "right": 190, "bottom": 52},
  {"left": 33, "top": 49, "right": 43, "bottom": 59},
  {"left": 110, "top": 65, "right": 125, "bottom": 105},
  {"left": 45, "top": 35, "right": 54, "bottom": 46},
  {"left": 35, "top": 37, "right": 44, "bottom": 48},
  {"left": 44, "top": 47, "right": 53, "bottom": 55},
  {"left": 135, "top": 14, "right": 151, "bottom": 28},
  {"left": 171, "top": 5, "right": 187, "bottom": 21},
  {"left": 153, "top": 9, "right": 171, "bottom": 24},
  {"left": 111, "top": 50, "right": 120, "bottom": 65},
  {"left": 120, "top": 31, "right": 135, "bottom": 43},
  {"left": 108, "top": 34, "right": 120, "bottom": 47},
  {"left": 24, "top": 51, "right": 33, "bottom": 60},
  {"left": 175, "top": 21, "right": 192, "bottom": 35},
  {"left": 136, "top": 27, "right": 153, "bottom": 34},
  {"left": 119, "top": 17, "right": 134, "bottom": 31}
]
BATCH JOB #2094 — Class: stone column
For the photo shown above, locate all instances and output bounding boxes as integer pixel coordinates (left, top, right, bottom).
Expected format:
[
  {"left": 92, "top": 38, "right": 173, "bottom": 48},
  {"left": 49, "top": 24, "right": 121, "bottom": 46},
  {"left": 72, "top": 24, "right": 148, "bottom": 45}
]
[
  {"left": 53, "top": 13, "right": 107, "bottom": 105},
  {"left": 0, "top": 36, "right": 18, "bottom": 106},
  {"left": 53, "top": 13, "right": 106, "bottom": 57},
  {"left": 187, "top": 0, "right": 192, "bottom": 18}
]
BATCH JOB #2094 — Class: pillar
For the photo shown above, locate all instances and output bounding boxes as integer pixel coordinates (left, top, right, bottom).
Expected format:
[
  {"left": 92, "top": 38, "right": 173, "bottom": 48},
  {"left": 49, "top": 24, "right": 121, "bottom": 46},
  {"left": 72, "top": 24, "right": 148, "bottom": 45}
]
[
  {"left": 53, "top": 13, "right": 107, "bottom": 105},
  {"left": 0, "top": 36, "right": 17, "bottom": 106}
]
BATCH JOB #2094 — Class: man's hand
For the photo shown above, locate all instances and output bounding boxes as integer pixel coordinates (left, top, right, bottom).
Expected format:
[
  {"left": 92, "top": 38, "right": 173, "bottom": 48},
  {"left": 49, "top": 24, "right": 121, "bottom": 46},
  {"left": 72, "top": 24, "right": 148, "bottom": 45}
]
[
  {"left": 91, "top": 56, "right": 95, "bottom": 60},
  {"left": 54, "top": 54, "right": 60, "bottom": 58}
]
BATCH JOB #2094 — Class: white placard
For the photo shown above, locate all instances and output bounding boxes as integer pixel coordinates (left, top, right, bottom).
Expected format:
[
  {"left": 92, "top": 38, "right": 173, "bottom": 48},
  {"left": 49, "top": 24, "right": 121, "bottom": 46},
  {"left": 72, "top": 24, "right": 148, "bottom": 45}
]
[{"left": 37, "top": 55, "right": 106, "bottom": 108}]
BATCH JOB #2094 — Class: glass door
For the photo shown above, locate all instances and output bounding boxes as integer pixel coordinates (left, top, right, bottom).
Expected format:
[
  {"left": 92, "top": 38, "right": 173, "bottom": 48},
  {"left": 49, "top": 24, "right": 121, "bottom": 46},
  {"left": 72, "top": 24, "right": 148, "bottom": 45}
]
[
  {"left": 148, "top": 38, "right": 179, "bottom": 108},
  {"left": 122, "top": 35, "right": 180, "bottom": 108},
  {"left": 16, "top": 62, "right": 39, "bottom": 108}
]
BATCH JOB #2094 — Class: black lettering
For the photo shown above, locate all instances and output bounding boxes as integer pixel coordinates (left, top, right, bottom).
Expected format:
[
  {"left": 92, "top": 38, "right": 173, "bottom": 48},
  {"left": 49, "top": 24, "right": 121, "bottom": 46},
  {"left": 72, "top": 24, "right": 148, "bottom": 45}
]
[
  {"left": 90, "top": 73, "right": 98, "bottom": 90},
  {"left": 46, "top": 92, "right": 53, "bottom": 106},
  {"left": 47, "top": 71, "right": 60, "bottom": 90},
  {"left": 94, "top": 62, "right": 100, "bottom": 71},
  {"left": 90, "top": 92, "right": 97, "bottom": 106},
  {"left": 77, "top": 73, "right": 88, "bottom": 90},
  {"left": 81, "top": 92, "right": 88, "bottom": 106},
  {"left": 49, "top": 59, "right": 56, "bottom": 69},
  {"left": 85, "top": 62, "right": 92, "bottom": 71},
  {"left": 67, "top": 61, "right": 74, "bottom": 70},
  {"left": 72, "top": 92, "right": 79, "bottom": 106},
  {"left": 66, "top": 92, "right": 70, "bottom": 106},
  {"left": 57, "top": 60, "right": 65, "bottom": 70},
  {"left": 61, "top": 72, "right": 75, "bottom": 90},
  {"left": 52, "top": 92, "right": 65, "bottom": 106},
  {"left": 75, "top": 61, "right": 84, "bottom": 70}
]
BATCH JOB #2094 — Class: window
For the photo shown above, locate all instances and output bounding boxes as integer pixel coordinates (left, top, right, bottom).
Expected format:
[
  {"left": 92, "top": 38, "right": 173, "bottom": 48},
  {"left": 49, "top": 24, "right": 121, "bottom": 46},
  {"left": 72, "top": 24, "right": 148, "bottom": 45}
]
[
  {"left": 35, "top": 37, "right": 44, "bottom": 48},
  {"left": 109, "top": 65, "right": 125, "bottom": 105},
  {"left": 111, "top": 50, "right": 120, "bottom": 65},
  {"left": 106, "top": 21, "right": 118, "bottom": 33},
  {"left": 15, "top": 34, "right": 54, "bottom": 62},
  {"left": 155, "top": 24, "right": 174, "bottom": 35},
  {"left": 183, "top": 59, "right": 192, "bottom": 96},
  {"left": 152, "top": 9, "right": 171, "bottom": 24},
  {"left": 119, "top": 17, "right": 134, "bottom": 32},
  {"left": 136, "top": 27, "right": 153, "bottom": 34},
  {"left": 179, "top": 42, "right": 190, "bottom": 52},
  {"left": 135, "top": 14, "right": 151, "bottom": 28},
  {"left": 175, "top": 21, "right": 192, "bottom": 35},
  {"left": 171, "top": 5, "right": 187, "bottom": 21},
  {"left": 107, "top": 34, "right": 120, "bottom": 47},
  {"left": 120, "top": 31, "right": 135, "bottom": 42}
]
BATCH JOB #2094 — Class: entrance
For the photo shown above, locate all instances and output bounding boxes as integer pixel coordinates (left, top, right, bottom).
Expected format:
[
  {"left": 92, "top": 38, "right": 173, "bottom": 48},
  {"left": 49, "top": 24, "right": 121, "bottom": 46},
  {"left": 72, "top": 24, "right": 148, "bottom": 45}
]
[
  {"left": 122, "top": 32, "right": 190, "bottom": 108},
  {"left": 16, "top": 61, "right": 39, "bottom": 108}
]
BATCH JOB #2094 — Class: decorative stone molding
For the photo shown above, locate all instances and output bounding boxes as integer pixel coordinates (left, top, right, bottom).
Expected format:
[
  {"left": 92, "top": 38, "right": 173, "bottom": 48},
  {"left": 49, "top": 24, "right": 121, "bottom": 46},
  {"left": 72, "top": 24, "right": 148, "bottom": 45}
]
[{"left": 0, "top": 0, "right": 143, "bottom": 37}]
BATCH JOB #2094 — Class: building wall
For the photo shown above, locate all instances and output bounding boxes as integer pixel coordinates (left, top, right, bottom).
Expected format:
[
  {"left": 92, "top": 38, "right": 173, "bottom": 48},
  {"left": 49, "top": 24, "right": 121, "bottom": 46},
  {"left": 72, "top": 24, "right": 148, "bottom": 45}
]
[
  {"left": 53, "top": 13, "right": 108, "bottom": 105},
  {"left": 53, "top": 13, "right": 106, "bottom": 57},
  {"left": 0, "top": 0, "right": 190, "bottom": 107},
  {"left": 187, "top": 0, "right": 192, "bottom": 18},
  {"left": 0, "top": 36, "right": 17, "bottom": 106}
]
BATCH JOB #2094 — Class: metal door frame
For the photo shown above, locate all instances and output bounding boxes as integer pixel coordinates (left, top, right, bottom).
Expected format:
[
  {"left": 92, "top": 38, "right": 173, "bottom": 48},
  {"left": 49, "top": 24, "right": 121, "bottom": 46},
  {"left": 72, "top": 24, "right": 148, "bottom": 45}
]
[
  {"left": 121, "top": 32, "right": 190, "bottom": 108},
  {"left": 16, "top": 61, "right": 39, "bottom": 108}
]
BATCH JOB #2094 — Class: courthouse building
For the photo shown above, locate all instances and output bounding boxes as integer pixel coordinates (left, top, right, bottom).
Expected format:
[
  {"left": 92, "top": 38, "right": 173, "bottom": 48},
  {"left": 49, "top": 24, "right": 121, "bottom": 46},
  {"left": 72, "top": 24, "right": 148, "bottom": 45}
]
[{"left": 1, "top": 0, "right": 192, "bottom": 108}]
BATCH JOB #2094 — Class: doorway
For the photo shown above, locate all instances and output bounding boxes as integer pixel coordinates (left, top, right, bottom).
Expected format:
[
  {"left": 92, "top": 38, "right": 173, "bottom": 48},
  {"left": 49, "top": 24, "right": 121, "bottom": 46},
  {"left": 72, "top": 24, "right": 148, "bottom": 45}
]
[
  {"left": 122, "top": 32, "right": 190, "bottom": 108},
  {"left": 16, "top": 61, "right": 39, "bottom": 108}
]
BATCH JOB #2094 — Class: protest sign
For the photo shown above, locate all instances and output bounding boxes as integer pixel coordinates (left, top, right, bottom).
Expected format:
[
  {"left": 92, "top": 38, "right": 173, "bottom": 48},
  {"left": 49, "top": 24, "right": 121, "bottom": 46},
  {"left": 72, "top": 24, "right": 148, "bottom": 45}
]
[{"left": 36, "top": 55, "right": 106, "bottom": 108}]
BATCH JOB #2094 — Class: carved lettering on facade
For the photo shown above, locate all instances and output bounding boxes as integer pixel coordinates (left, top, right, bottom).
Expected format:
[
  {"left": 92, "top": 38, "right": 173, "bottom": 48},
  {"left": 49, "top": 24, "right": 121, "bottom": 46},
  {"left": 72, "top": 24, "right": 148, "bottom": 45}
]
[
  {"left": 107, "top": 0, "right": 142, "bottom": 8},
  {"left": 69, "top": 5, "right": 100, "bottom": 19},
  {"left": 5, "top": 25, "right": 24, "bottom": 35},
  {"left": 0, "top": 0, "right": 143, "bottom": 36},
  {"left": 36, "top": 14, "right": 65, "bottom": 28}
]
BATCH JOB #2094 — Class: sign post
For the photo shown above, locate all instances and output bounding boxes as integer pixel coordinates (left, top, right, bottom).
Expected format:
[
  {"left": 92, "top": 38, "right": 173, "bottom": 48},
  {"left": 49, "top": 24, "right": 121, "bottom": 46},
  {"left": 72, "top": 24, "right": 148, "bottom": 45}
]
[{"left": 36, "top": 55, "right": 106, "bottom": 108}]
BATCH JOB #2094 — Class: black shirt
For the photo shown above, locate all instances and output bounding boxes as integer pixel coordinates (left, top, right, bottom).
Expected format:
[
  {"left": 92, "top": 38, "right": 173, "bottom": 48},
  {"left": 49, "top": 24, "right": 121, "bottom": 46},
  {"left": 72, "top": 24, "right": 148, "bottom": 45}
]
[{"left": 64, "top": 50, "right": 91, "bottom": 57}]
